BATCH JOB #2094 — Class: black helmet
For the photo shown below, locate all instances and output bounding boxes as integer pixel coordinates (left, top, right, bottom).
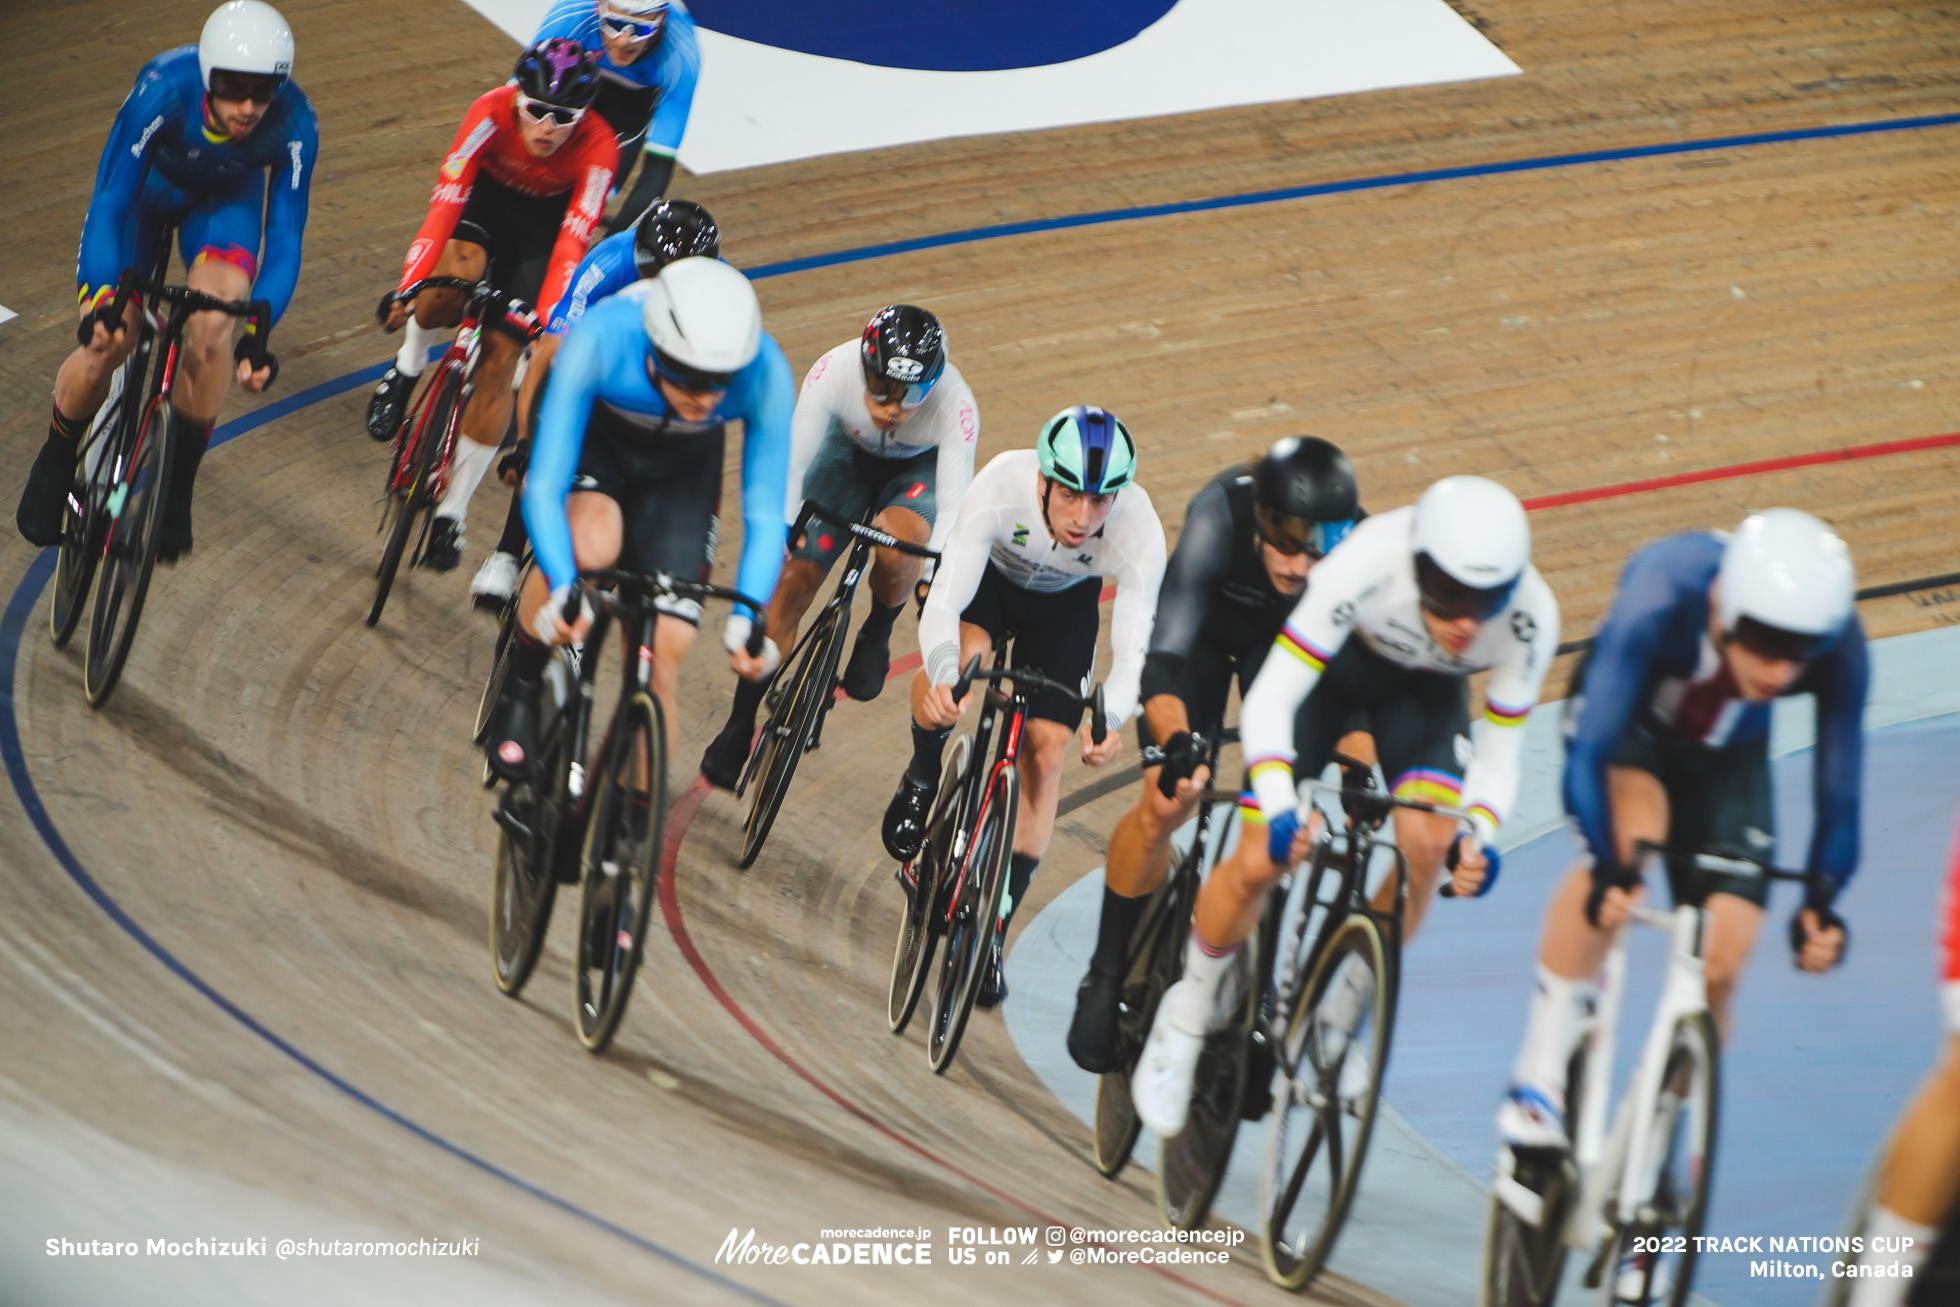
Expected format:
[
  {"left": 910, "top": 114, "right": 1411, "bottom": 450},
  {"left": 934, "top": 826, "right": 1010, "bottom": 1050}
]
[
  {"left": 634, "top": 199, "right": 721, "bottom": 278},
  {"left": 513, "top": 38, "right": 601, "bottom": 112},
  {"left": 1252, "top": 436, "right": 1360, "bottom": 558},
  {"left": 860, "top": 304, "right": 946, "bottom": 409}
]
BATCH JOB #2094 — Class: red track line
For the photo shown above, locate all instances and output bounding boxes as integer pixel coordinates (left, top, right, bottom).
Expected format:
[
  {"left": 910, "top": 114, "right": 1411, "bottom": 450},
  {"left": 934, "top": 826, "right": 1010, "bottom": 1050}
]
[
  {"left": 1520, "top": 429, "right": 1960, "bottom": 511},
  {"left": 654, "top": 775, "right": 1250, "bottom": 1305}
]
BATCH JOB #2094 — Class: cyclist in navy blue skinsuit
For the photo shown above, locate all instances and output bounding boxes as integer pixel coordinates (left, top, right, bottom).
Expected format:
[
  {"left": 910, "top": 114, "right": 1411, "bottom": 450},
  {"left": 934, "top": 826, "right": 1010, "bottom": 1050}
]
[
  {"left": 17, "top": 1, "right": 317, "bottom": 559},
  {"left": 1498, "top": 509, "right": 1867, "bottom": 1161}
]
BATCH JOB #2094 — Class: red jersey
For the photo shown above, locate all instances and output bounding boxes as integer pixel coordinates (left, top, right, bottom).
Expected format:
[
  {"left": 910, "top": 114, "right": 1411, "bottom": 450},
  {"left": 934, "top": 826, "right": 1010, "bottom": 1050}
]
[{"left": 398, "top": 85, "right": 619, "bottom": 321}]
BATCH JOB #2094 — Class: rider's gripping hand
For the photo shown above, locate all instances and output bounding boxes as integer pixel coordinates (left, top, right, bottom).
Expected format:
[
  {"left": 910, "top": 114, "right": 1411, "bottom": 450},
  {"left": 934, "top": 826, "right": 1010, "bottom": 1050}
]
[
  {"left": 1079, "top": 718, "right": 1122, "bottom": 767},
  {"left": 1266, "top": 809, "right": 1302, "bottom": 867},
  {"left": 723, "top": 613, "right": 781, "bottom": 681},
  {"left": 1445, "top": 832, "right": 1501, "bottom": 897},
  {"left": 1790, "top": 891, "right": 1849, "bottom": 972},
  {"left": 1584, "top": 859, "right": 1643, "bottom": 930},
  {"left": 532, "top": 583, "right": 593, "bottom": 646},
  {"left": 917, "top": 680, "right": 967, "bottom": 729},
  {"left": 234, "top": 336, "right": 279, "bottom": 393},
  {"left": 1154, "top": 731, "right": 1205, "bottom": 799},
  {"left": 379, "top": 292, "right": 413, "bottom": 333}
]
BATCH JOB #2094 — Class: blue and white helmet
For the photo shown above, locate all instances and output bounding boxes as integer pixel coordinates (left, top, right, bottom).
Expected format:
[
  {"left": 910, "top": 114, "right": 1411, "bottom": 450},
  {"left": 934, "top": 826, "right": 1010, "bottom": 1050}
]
[{"left": 1036, "top": 406, "right": 1137, "bottom": 495}]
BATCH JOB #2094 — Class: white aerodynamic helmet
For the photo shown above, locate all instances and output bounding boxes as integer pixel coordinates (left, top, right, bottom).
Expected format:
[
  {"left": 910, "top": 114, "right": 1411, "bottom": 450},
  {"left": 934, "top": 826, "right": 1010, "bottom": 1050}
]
[
  {"left": 1717, "top": 508, "right": 1855, "bottom": 643},
  {"left": 1409, "top": 475, "right": 1530, "bottom": 621},
  {"left": 199, "top": 1, "right": 294, "bottom": 89},
  {"left": 602, "top": 0, "right": 671, "bottom": 16},
  {"left": 641, "top": 257, "right": 761, "bottom": 388}
]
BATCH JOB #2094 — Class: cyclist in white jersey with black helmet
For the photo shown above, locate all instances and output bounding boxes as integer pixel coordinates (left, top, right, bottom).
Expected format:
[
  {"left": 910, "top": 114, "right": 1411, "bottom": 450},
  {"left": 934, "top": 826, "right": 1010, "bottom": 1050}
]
[
  {"left": 882, "top": 407, "right": 1167, "bottom": 1008},
  {"left": 1133, "top": 475, "right": 1562, "bottom": 1137},
  {"left": 699, "top": 305, "right": 978, "bottom": 788}
]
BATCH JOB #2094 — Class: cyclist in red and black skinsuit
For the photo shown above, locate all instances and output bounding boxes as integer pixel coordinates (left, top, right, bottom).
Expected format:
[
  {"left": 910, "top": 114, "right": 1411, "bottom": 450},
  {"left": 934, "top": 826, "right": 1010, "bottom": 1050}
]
[{"left": 368, "top": 38, "right": 618, "bottom": 572}]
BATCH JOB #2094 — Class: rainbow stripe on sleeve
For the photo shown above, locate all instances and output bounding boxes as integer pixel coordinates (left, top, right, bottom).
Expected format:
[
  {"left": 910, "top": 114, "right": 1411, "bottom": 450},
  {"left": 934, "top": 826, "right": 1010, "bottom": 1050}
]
[
  {"left": 1275, "top": 625, "right": 1332, "bottom": 673},
  {"left": 1248, "top": 755, "right": 1294, "bottom": 788},
  {"left": 1469, "top": 801, "right": 1503, "bottom": 830},
  {"left": 1484, "top": 698, "right": 1531, "bottom": 728},
  {"left": 1237, "top": 792, "right": 1267, "bottom": 827},
  {"left": 1392, "top": 769, "right": 1463, "bottom": 808}
]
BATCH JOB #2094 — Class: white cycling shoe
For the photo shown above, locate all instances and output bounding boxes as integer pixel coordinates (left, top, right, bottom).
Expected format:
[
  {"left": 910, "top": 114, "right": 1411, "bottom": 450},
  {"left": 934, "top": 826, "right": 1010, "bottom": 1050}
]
[
  {"left": 471, "top": 551, "right": 520, "bottom": 610},
  {"left": 1132, "top": 983, "right": 1207, "bottom": 1137},
  {"left": 1496, "top": 1084, "right": 1569, "bottom": 1150},
  {"left": 1614, "top": 1247, "right": 1671, "bottom": 1303}
]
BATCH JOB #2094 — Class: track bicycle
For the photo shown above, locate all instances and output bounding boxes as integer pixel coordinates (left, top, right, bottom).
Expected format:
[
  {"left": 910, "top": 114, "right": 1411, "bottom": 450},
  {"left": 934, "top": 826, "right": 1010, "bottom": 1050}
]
[
  {"left": 1482, "top": 843, "right": 1818, "bottom": 1307},
  {"left": 731, "top": 499, "right": 938, "bottom": 868},
  {"left": 488, "top": 566, "right": 767, "bottom": 1054},
  {"left": 886, "top": 643, "right": 1105, "bottom": 1075},
  {"left": 51, "top": 260, "right": 273, "bottom": 707},
  {"left": 1093, "top": 726, "right": 1240, "bottom": 1179},
  {"left": 367, "top": 277, "right": 538, "bottom": 628}
]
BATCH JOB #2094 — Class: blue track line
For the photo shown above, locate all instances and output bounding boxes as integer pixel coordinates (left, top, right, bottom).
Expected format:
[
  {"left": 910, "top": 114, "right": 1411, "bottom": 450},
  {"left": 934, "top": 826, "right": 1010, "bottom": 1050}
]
[
  {"left": 0, "top": 556, "right": 787, "bottom": 1301},
  {"left": 744, "top": 110, "right": 1960, "bottom": 279}
]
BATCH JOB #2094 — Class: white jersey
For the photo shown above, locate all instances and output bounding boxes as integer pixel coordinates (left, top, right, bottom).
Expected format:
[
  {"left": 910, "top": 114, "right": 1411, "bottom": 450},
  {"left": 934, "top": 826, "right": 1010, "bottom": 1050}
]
[
  {"left": 918, "top": 449, "right": 1167, "bottom": 729},
  {"left": 783, "top": 341, "right": 980, "bottom": 554},
  {"left": 1240, "top": 506, "right": 1561, "bottom": 844}
]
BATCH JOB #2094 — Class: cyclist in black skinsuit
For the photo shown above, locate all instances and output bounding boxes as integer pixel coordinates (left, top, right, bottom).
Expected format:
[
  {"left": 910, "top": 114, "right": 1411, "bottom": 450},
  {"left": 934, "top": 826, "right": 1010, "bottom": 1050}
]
[{"left": 1067, "top": 436, "right": 1363, "bottom": 1072}]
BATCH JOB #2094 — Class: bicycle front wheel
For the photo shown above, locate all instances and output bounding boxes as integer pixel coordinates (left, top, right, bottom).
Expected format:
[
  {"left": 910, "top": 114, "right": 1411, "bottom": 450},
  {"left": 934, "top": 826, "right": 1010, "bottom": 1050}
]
[
  {"left": 52, "top": 356, "right": 140, "bottom": 648},
  {"left": 739, "top": 607, "right": 840, "bottom": 869},
  {"left": 1261, "top": 910, "right": 1396, "bottom": 1288},
  {"left": 475, "top": 601, "right": 516, "bottom": 745},
  {"left": 1599, "top": 1011, "right": 1719, "bottom": 1307},
  {"left": 368, "top": 369, "right": 455, "bottom": 628},
  {"left": 573, "top": 690, "right": 668, "bottom": 1053},
  {"left": 83, "top": 400, "right": 173, "bottom": 707},
  {"left": 927, "top": 761, "right": 1016, "bottom": 1075},
  {"left": 888, "top": 733, "right": 972, "bottom": 1035}
]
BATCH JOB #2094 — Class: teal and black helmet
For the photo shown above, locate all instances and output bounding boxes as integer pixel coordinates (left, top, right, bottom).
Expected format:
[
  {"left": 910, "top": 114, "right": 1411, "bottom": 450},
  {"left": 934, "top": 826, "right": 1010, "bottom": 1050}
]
[{"left": 1036, "top": 406, "right": 1137, "bottom": 495}]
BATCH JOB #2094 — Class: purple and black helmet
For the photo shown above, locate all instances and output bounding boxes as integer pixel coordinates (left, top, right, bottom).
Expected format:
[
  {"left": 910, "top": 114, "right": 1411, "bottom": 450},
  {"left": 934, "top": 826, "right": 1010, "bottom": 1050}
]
[{"left": 513, "top": 38, "right": 602, "bottom": 110}]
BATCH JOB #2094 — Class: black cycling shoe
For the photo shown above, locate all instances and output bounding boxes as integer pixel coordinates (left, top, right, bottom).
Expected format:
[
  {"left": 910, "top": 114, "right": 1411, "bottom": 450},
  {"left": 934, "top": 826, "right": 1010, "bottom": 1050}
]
[
  {"left": 486, "top": 679, "right": 541, "bottom": 783},
  {"left": 16, "top": 437, "right": 78, "bottom": 548},
  {"left": 366, "top": 366, "right": 414, "bottom": 442},
  {"left": 1066, "top": 965, "right": 1127, "bottom": 1073},
  {"left": 975, "top": 933, "right": 1009, "bottom": 1011},
  {"left": 700, "top": 720, "right": 752, "bottom": 791},
  {"left": 155, "top": 449, "right": 200, "bottom": 565},
  {"left": 881, "top": 771, "right": 935, "bottom": 862},
  {"left": 840, "top": 627, "right": 891, "bottom": 701},
  {"left": 424, "top": 516, "right": 464, "bottom": 572}
]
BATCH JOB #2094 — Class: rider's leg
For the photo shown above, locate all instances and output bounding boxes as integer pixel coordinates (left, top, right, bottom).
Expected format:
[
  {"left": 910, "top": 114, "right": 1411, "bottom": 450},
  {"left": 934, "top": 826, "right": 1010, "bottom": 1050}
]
[
  {"left": 1003, "top": 716, "right": 1072, "bottom": 929},
  {"left": 1845, "top": 1035, "right": 1960, "bottom": 1304},
  {"left": 398, "top": 240, "right": 480, "bottom": 378},
  {"left": 842, "top": 503, "right": 927, "bottom": 700},
  {"left": 22, "top": 297, "right": 143, "bottom": 545},
  {"left": 155, "top": 251, "right": 254, "bottom": 560},
  {"left": 435, "top": 324, "right": 522, "bottom": 534},
  {"left": 882, "top": 620, "right": 993, "bottom": 862},
  {"left": 1697, "top": 893, "right": 1763, "bottom": 1044},
  {"left": 904, "top": 620, "right": 994, "bottom": 786},
  {"left": 701, "top": 554, "right": 826, "bottom": 787}
]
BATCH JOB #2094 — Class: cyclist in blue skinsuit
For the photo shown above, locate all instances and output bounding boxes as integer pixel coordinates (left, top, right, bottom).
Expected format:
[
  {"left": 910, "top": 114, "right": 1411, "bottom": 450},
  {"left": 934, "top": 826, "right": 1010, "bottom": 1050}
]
[
  {"left": 484, "top": 256, "right": 793, "bottom": 780},
  {"left": 534, "top": 0, "right": 701, "bottom": 234},
  {"left": 471, "top": 199, "right": 721, "bottom": 609},
  {"left": 1498, "top": 509, "right": 1866, "bottom": 1160},
  {"left": 17, "top": 1, "right": 316, "bottom": 559}
]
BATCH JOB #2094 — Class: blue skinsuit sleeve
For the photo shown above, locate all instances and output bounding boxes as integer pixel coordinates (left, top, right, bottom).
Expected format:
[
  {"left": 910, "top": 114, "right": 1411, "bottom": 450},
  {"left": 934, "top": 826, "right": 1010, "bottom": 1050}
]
[
  {"left": 523, "top": 322, "right": 605, "bottom": 591},
  {"left": 731, "top": 337, "right": 795, "bottom": 617},
  {"left": 79, "top": 66, "right": 172, "bottom": 300},
  {"left": 645, "top": 17, "right": 700, "bottom": 158},
  {"left": 547, "top": 232, "right": 634, "bottom": 336},
  {"left": 254, "top": 99, "right": 318, "bottom": 329},
  {"left": 1805, "top": 619, "right": 1869, "bottom": 895},
  {"left": 1562, "top": 552, "right": 1674, "bottom": 868}
]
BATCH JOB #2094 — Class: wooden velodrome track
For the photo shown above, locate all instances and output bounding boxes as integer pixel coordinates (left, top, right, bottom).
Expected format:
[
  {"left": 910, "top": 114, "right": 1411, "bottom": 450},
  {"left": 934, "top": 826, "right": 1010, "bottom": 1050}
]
[{"left": 3, "top": 0, "right": 1959, "bottom": 1302}]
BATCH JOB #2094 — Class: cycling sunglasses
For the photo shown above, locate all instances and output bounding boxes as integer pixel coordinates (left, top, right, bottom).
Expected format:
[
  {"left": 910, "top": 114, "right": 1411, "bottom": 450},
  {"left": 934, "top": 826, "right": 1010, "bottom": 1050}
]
[
  {"left": 1726, "top": 615, "right": 1824, "bottom": 665},
  {"left": 517, "top": 94, "right": 585, "bottom": 128},
  {"left": 599, "top": 8, "right": 666, "bottom": 41},
  {"left": 209, "top": 70, "right": 285, "bottom": 105},
  {"left": 1414, "top": 552, "right": 1516, "bottom": 623},
  {"left": 863, "top": 367, "right": 938, "bottom": 411},
  {"left": 1256, "top": 506, "right": 1355, "bottom": 560},
  {"left": 651, "top": 350, "right": 733, "bottom": 396}
]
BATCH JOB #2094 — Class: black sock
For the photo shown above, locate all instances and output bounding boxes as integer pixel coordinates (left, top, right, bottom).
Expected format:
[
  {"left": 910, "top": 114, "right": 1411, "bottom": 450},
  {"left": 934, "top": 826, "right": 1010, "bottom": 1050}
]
[
  {"left": 48, "top": 403, "right": 86, "bottom": 447},
  {"left": 857, "top": 596, "right": 904, "bottom": 644},
  {"left": 907, "top": 721, "right": 950, "bottom": 785},
  {"left": 724, "top": 672, "right": 769, "bottom": 738},
  {"left": 1090, "top": 884, "right": 1151, "bottom": 975},
  {"left": 1002, "top": 852, "right": 1040, "bottom": 933},
  {"left": 173, "top": 420, "right": 210, "bottom": 488},
  {"left": 495, "top": 487, "right": 527, "bottom": 555},
  {"left": 509, "top": 625, "right": 550, "bottom": 683}
]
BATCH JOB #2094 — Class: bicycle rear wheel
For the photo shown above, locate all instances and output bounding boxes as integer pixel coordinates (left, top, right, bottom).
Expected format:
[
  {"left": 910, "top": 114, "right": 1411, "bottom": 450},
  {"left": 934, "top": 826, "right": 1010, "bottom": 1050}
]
[
  {"left": 1158, "top": 937, "right": 1258, "bottom": 1231},
  {"left": 1095, "top": 842, "right": 1202, "bottom": 1179},
  {"left": 368, "top": 370, "right": 455, "bottom": 628},
  {"left": 83, "top": 400, "right": 173, "bottom": 707},
  {"left": 739, "top": 606, "right": 841, "bottom": 869},
  {"left": 488, "top": 682, "right": 573, "bottom": 996},
  {"left": 888, "top": 734, "right": 972, "bottom": 1034},
  {"left": 1262, "top": 910, "right": 1396, "bottom": 1289},
  {"left": 927, "top": 762, "right": 1016, "bottom": 1075},
  {"left": 574, "top": 690, "right": 668, "bottom": 1053},
  {"left": 1597, "top": 1012, "right": 1718, "bottom": 1307}
]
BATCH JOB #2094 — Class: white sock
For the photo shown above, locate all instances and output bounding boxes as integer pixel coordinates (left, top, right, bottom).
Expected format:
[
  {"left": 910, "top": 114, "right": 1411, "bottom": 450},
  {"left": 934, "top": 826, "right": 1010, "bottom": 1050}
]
[
  {"left": 395, "top": 316, "right": 440, "bottom": 378},
  {"left": 1846, "top": 1208, "right": 1935, "bottom": 1307},
  {"left": 437, "top": 436, "right": 498, "bottom": 523},
  {"left": 1166, "top": 929, "right": 1241, "bottom": 1035},
  {"left": 1511, "top": 963, "right": 1594, "bottom": 1105},
  {"left": 1318, "top": 952, "right": 1374, "bottom": 1031}
]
